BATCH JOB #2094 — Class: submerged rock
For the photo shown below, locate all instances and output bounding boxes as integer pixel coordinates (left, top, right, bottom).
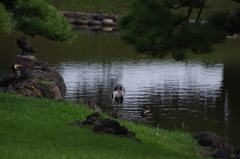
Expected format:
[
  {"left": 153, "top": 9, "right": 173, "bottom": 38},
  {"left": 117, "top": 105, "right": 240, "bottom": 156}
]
[{"left": 8, "top": 55, "right": 66, "bottom": 100}]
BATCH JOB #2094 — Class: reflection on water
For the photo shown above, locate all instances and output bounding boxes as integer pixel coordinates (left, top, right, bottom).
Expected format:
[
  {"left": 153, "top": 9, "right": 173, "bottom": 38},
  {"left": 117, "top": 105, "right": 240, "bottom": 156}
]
[
  {"left": 60, "top": 59, "right": 224, "bottom": 126},
  {"left": 0, "top": 31, "right": 240, "bottom": 147}
]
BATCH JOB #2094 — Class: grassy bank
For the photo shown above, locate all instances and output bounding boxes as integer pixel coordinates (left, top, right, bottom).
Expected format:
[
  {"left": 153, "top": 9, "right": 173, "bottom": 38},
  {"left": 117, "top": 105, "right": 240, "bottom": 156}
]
[
  {"left": 0, "top": 93, "right": 210, "bottom": 159},
  {"left": 47, "top": 0, "right": 133, "bottom": 15},
  {"left": 48, "top": 0, "right": 240, "bottom": 18}
]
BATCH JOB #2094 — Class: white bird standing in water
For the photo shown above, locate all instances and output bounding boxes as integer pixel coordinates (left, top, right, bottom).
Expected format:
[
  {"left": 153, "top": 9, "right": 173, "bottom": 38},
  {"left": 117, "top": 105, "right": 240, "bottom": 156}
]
[{"left": 111, "top": 84, "right": 125, "bottom": 105}]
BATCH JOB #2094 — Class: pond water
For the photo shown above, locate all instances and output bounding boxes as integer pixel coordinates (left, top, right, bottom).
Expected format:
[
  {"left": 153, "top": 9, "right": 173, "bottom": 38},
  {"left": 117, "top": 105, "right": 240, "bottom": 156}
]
[{"left": 1, "top": 29, "right": 240, "bottom": 147}]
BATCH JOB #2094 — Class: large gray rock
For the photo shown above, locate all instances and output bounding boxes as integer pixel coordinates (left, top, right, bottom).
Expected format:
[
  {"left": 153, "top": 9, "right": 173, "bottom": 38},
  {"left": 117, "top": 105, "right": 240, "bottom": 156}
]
[
  {"left": 8, "top": 55, "right": 66, "bottom": 100},
  {"left": 102, "top": 19, "right": 114, "bottom": 25}
]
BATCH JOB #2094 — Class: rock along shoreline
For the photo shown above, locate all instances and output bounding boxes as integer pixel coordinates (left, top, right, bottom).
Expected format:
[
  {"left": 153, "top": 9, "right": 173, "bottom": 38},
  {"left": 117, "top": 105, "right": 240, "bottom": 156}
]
[
  {"left": 59, "top": 10, "right": 240, "bottom": 38},
  {"left": 59, "top": 11, "right": 122, "bottom": 34}
]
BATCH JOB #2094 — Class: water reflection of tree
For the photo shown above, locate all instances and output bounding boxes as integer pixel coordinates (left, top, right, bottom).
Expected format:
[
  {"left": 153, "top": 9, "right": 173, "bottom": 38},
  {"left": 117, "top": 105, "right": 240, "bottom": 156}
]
[{"left": 215, "top": 66, "right": 240, "bottom": 145}]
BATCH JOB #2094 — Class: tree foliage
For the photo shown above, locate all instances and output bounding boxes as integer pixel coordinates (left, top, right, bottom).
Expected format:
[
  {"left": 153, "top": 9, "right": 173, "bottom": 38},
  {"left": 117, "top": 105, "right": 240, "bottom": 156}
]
[
  {"left": 0, "top": 3, "right": 15, "bottom": 33},
  {"left": 207, "top": 7, "right": 240, "bottom": 36},
  {"left": 117, "top": 0, "right": 238, "bottom": 60},
  {"left": 0, "top": 0, "right": 76, "bottom": 43}
]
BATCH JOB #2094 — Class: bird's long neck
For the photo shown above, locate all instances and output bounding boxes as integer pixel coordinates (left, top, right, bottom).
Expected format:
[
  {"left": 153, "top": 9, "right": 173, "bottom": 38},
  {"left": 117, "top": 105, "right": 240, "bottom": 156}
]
[
  {"left": 11, "top": 65, "right": 18, "bottom": 77},
  {"left": 117, "top": 90, "right": 124, "bottom": 96},
  {"left": 141, "top": 113, "right": 147, "bottom": 118},
  {"left": 112, "top": 92, "right": 116, "bottom": 100}
]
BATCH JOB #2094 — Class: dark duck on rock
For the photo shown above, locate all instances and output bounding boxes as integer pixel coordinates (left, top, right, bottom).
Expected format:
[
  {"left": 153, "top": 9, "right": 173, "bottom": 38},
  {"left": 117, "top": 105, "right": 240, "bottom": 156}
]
[
  {"left": 0, "top": 64, "right": 21, "bottom": 90},
  {"left": 134, "top": 109, "right": 151, "bottom": 124},
  {"left": 17, "top": 37, "right": 39, "bottom": 55}
]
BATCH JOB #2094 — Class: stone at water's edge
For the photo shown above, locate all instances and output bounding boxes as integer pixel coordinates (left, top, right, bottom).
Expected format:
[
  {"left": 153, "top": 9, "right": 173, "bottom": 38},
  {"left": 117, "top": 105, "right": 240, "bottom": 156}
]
[
  {"left": 79, "top": 112, "right": 138, "bottom": 139},
  {"left": 8, "top": 55, "right": 66, "bottom": 100},
  {"left": 16, "top": 54, "right": 37, "bottom": 67},
  {"left": 189, "top": 132, "right": 225, "bottom": 149},
  {"left": 189, "top": 132, "right": 240, "bottom": 159}
]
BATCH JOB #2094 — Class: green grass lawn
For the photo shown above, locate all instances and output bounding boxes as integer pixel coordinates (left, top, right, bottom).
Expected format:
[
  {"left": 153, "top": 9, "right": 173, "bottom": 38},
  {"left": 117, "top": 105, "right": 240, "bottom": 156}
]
[
  {"left": 48, "top": 0, "right": 134, "bottom": 15},
  {"left": 48, "top": 0, "right": 240, "bottom": 18},
  {"left": 0, "top": 93, "right": 210, "bottom": 159}
]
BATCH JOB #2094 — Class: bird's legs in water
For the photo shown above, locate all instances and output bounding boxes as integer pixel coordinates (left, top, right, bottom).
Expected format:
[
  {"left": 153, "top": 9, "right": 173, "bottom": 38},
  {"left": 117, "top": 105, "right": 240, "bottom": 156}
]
[
  {"left": 118, "top": 105, "right": 121, "bottom": 111},
  {"left": 116, "top": 103, "right": 123, "bottom": 112},
  {"left": 111, "top": 101, "right": 123, "bottom": 112}
]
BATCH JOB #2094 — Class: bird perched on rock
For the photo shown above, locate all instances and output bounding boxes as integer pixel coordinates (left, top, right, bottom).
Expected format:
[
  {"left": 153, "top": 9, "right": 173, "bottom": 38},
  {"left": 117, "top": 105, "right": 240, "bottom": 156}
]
[
  {"left": 17, "top": 37, "right": 39, "bottom": 55},
  {"left": 111, "top": 84, "right": 125, "bottom": 105},
  {"left": 134, "top": 109, "right": 151, "bottom": 124},
  {"left": 0, "top": 64, "right": 21, "bottom": 90}
]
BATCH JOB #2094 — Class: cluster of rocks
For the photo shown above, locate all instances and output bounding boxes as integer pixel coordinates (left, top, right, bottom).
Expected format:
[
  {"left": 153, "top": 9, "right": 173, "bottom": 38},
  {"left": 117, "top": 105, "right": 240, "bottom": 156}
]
[
  {"left": 71, "top": 112, "right": 142, "bottom": 143},
  {"left": 8, "top": 55, "right": 66, "bottom": 100},
  {"left": 60, "top": 11, "right": 240, "bottom": 37},
  {"left": 190, "top": 132, "right": 240, "bottom": 159},
  {"left": 59, "top": 11, "right": 120, "bottom": 26},
  {"left": 72, "top": 109, "right": 240, "bottom": 158},
  {"left": 81, "top": 99, "right": 143, "bottom": 124},
  {"left": 82, "top": 99, "right": 240, "bottom": 158},
  {"left": 75, "top": 100, "right": 140, "bottom": 141},
  {"left": 59, "top": 11, "right": 121, "bottom": 33}
]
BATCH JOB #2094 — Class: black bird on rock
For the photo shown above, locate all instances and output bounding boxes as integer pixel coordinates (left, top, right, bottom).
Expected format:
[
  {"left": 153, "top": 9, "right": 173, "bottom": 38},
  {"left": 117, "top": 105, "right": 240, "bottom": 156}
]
[
  {"left": 0, "top": 64, "right": 21, "bottom": 89},
  {"left": 134, "top": 109, "right": 151, "bottom": 124},
  {"left": 17, "top": 37, "right": 39, "bottom": 55},
  {"left": 111, "top": 84, "right": 125, "bottom": 105}
]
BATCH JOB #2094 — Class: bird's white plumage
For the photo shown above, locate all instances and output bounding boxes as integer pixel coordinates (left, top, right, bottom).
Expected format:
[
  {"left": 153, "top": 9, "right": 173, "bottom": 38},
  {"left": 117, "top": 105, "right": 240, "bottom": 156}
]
[{"left": 111, "top": 84, "right": 125, "bottom": 105}]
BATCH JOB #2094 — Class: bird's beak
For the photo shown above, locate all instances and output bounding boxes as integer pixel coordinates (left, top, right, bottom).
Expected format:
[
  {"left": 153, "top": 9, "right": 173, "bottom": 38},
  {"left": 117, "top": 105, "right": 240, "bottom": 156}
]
[
  {"left": 14, "top": 64, "right": 21, "bottom": 68},
  {"left": 144, "top": 110, "right": 150, "bottom": 114}
]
